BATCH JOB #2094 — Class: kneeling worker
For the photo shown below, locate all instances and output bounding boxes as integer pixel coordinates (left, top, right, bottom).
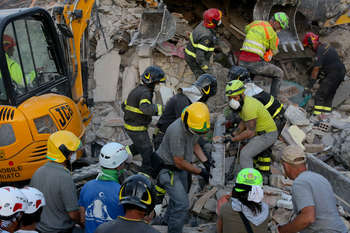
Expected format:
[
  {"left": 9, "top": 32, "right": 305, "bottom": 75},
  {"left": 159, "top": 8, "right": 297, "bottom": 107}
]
[{"left": 223, "top": 80, "right": 278, "bottom": 169}]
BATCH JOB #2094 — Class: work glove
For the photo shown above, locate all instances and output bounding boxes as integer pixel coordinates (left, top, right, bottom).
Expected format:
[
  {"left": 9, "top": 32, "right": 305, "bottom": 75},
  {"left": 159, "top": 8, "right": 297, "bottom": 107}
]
[
  {"left": 203, "top": 159, "right": 215, "bottom": 172},
  {"left": 199, "top": 168, "right": 211, "bottom": 183}
]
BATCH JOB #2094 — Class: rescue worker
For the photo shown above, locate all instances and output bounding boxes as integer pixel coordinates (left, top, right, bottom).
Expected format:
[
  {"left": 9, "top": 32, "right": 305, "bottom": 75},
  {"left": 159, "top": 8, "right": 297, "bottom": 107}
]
[
  {"left": 302, "top": 32, "right": 346, "bottom": 116},
  {"left": 184, "top": 8, "right": 222, "bottom": 78},
  {"left": 227, "top": 65, "right": 285, "bottom": 133},
  {"left": 217, "top": 168, "right": 269, "bottom": 233},
  {"left": 122, "top": 66, "right": 165, "bottom": 174},
  {"left": 221, "top": 80, "right": 278, "bottom": 171},
  {"left": 30, "top": 130, "right": 83, "bottom": 233},
  {"left": 154, "top": 102, "right": 212, "bottom": 233},
  {"left": 2, "top": 35, "right": 35, "bottom": 87},
  {"left": 95, "top": 174, "right": 160, "bottom": 233},
  {"left": 154, "top": 73, "right": 217, "bottom": 150},
  {"left": 18, "top": 187, "right": 46, "bottom": 233},
  {"left": 278, "top": 145, "right": 347, "bottom": 233},
  {"left": 0, "top": 186, "right": 28, "bottom": 233},
  {"left": 238, "top": 12, "right": 289, "bottom": 97},
  {"left": 79, "top": 142, "right": 129, "bottom": 233}
]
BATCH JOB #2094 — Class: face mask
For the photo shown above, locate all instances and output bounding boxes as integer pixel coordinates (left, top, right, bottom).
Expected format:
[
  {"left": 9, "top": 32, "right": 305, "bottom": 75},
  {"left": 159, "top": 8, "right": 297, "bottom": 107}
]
[
  {"left": 70, "top": 152, "right": 77, "bottom": 163},
  {"left": 247, "top": 185, "right": 264, "bottom": 203},
  {"left": 229, "top": 98, "right": 240, "bottom": 110},
  {"left": 217, "top": 20, "right": 222, "bottom": 26}
]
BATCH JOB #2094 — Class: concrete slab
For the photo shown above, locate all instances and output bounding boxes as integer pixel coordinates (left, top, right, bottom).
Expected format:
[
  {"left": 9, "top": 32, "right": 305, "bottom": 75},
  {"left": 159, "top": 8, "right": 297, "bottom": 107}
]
[
  {"left": 307, "top": 154, "right": 350, "bottom": 213},
  {"left": 159, "top": 85, "right": 174, "bottom": 105},
  {"left": 210, "top": 114, "right": 226, "bottom": 186},
  {"left": 121, "top": 66, "right": 138, "bottom": 102},
  {"left": 93, "top": 50, "right": 121, "bottom": 102},
  {"left": 287, "top": 125, "right": 306, "bottom": 150},
  {"left": 333, "top": 77, "right": 350, "bottom": 107}
]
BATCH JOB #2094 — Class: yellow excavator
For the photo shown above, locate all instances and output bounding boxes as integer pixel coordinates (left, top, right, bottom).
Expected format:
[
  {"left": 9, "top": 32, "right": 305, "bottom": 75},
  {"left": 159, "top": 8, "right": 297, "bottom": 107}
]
[{"left": 0, "top": 0, "right": 95, "bottom": 185}]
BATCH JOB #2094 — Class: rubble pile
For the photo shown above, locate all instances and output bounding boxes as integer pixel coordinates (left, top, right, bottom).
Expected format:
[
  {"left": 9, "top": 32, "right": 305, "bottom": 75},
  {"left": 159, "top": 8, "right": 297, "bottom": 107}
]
[{"left": 10, "top": 0, "right": 350, "bottom": 231}]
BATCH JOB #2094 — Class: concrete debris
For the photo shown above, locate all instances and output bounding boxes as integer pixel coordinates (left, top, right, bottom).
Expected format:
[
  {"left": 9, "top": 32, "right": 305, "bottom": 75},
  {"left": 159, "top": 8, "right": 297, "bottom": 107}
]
[
  {"left": 158, "top": 85, "right": 174, "bottom": 105},
  {"left": 282, "top": 125, "right": 306, "bottom": 150},
  {"left": 93, "top": 50, "right": 121, "bottom": 102},
  {"left": 70, "top": 0, "right": 350, "bottom": 229},
  {"left": 138, "top": 57, "right": 153, "bottom": 74},
  {"left": 121, "top": 66, "right": 138, "bottom": 102},
  {"left": 284, "top": 105, "right": 310, "bottom": 126},
  {"left": 304, "top": 143, "right": 325, "bottom": 153},
  {"left": 136, "top": 45, "right": 152, "bottom": 58},
  {"left": 271, "top": 208, "right": 293, "bottom": 225}
]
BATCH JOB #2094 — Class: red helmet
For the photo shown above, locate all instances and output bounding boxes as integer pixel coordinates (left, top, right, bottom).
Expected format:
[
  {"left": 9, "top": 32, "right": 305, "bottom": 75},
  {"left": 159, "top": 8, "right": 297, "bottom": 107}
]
[
  {"left": 203, "top": 8, "right": 222, "bottom": 29},
  {"left": 302, "top": 32, "right": 319, "bottom": 47},
  {"left": 3, "top": 34, "right": 16, "bottom": 52}
]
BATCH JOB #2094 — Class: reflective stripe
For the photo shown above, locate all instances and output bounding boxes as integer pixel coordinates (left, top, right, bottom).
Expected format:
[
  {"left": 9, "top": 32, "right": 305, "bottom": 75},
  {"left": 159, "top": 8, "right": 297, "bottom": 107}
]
[
  {"left": 155, "top": 185, "right": 166, "bottom": 196},
  {"left": 313, "top": 110, "right": 322, "bottom": 115},
  {"left": 201, "top": 65, "right": 209, "bottom": 70},
  {"left": 190, "top": 33, "right": 215, "bottom": 52},
  {"left": 245, "top": 39, "right": 266, "bottom": 50},
  {"left": 124, "top": 100, "right": 144, "bottom": 114},
  {"left": 241, "top": 45, "right": 264, "bottom": 57},
  {"left": 157, "top": 104, "right": 163, "bottom": 116},
  {"left": 272, "top": 104, "right": 284, "bottom": 118},
  {"left": 185, "top": 48, "right": 196, "bottom": 58},
  {"left": 124, "top": 123, "right": 147, "bottom": 131},
  {"left": 249, "top": 22, "right": 272, "bottom": 40},
  {"left": 258, "top": 157, "right": 271, "bottom": 162},
  {"left": 264, "top": 96, "right": 275, "bottom": 109},
  {"left": 314, "top": 105, "right": 332, "bottom": 112},
  {"left": 258, "top": 165, "right": 270, "bottom": 171},
  {"left": 139, "top": 99, "right": 151, "bottom": 105}
]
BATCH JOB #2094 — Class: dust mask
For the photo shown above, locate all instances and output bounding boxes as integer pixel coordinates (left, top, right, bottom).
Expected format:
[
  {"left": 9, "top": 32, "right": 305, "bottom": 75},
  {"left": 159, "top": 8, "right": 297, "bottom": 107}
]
[
  {"left": 229, "top": 99, "right": 240, "bottom": 110},
  {"left": 70, "top": 152, "right": 77, "bottom": 163}
]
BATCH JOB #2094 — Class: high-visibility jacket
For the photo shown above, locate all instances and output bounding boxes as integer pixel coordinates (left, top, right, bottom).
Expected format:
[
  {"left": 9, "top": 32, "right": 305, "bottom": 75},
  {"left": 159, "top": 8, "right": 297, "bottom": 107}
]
[
  {"left": 3, "top": 54, "right": 35, "bottom": 87},
  {"left": 185, "top": 22, "right": 216, "bottom": 69},
  {"left": 241, "top": 20, "right": 279, "bottom": 59},
  {"left": 122, "top": 84, "right": 163, "bottom": 131}
]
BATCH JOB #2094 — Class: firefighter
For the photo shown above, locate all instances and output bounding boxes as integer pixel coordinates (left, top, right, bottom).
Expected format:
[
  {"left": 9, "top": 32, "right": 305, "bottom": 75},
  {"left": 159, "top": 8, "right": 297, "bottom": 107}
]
[
  {"left": 227, "top": 65, "right": 285, "bottom": 134},
  {"left": 154, "top": 102, "right": 212, "bottom": 233},
  {"left": 184, "top": 8, "right": 222, "bottom": 78},
  {"left": 154, "top": 73, "right": 217, "bottom": 150},
  {"left": 122, "top": 66, "right": 165, "bottom": 174},
  {"left": 302, "top": 32, "right": 346, "bottom": 116},
  {"left": 238, "top": 12, "right": 289, "bottom": 97},
  {"left": 220, "top": 80, "right": 278, "bottom": 172}
]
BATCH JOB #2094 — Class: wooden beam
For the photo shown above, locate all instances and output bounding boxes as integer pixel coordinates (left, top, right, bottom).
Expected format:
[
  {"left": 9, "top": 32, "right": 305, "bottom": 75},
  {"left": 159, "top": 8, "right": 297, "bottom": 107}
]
[{"left": 192, "top": 187, "right": 217, "bottom": 214}]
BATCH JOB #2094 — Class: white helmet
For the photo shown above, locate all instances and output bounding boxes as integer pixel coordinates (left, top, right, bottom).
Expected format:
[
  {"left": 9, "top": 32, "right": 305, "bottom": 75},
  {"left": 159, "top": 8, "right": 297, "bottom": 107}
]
[
  {"left": 99, "top": 142, "right": 129, "bottom": 169},
  {"left": 0, "top": 186, "right": 28, "bottom": 217},
  {"left": 20, "top": 187, "right": 46, "bottom": 214}
]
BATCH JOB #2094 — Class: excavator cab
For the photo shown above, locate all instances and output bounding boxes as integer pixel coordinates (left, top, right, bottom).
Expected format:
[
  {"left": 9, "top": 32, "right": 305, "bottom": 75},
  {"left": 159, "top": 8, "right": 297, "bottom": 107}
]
[
  {"left": 0, "top": 8, "right": 71, "bottom": 106},
  {"left": 0, "top": 4, "right": 94, "bottom": 185}
]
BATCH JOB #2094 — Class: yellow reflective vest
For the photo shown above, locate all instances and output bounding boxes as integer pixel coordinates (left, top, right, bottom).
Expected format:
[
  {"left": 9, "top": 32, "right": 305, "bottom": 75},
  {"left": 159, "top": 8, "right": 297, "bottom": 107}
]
[{"left": 241, "top": 21, "right": 279, "bottom": 59}]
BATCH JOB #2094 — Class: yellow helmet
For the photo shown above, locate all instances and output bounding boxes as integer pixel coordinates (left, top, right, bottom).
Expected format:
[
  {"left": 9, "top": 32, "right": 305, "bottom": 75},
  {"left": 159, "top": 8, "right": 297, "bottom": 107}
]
[
  {"left": 181, "top": 102, "right": 210, "bottom": 134},
  {"left": 225, "top": 80, "right": 245, "bottom": 97},
  {"left": 46, "top": 130, "right": 81, "bottom": 163}
]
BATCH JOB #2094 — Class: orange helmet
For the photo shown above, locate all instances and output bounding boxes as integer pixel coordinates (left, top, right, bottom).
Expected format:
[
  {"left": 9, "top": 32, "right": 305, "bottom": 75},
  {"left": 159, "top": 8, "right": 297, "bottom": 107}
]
[
  {"left": 302, "top": 32, "right": 319, "bottom": 47},
  {"left": 3, "top": 34, "right": 16, "bottom": 52},
  {"left": 203, "top": 8, "right": 222, "bottom": 29}
]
